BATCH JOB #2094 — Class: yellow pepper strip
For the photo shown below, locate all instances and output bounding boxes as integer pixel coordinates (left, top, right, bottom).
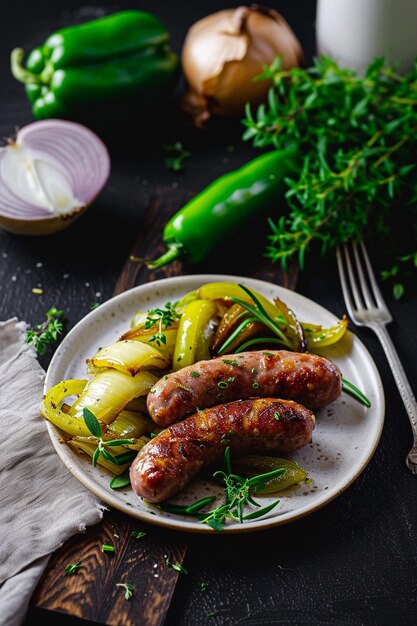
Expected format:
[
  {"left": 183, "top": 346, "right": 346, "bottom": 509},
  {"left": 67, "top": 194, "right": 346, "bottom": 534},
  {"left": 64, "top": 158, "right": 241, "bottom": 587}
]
[
  {"left": 130, "top": 329, "right": 178, "bottom": 360},
  {"left": 41, "top": 379, "right": 91, "bottom": 437},
  {"left": 107, "top": 409, "right": 155, "bottom": 438},
  {"left": 302, "top": 316, "right": 348, "bottom": 349},
  {"left": 175, "top": 289, "right": 198, "bottom": 308},
  {"left": 196, "top": 282, "right": 280, "bottom": 319},
  {"left": 88, "top": 340, "right": 169, "bottom": 376},
  {"left": 121, "top": 323, "right": 179, "bottom": 342},
  {"left": 233, "top": 455, "right": 308, "bottom": 494},
  {"left": 69, "top": 368, "right": 158, "bottom": 423},
  {"left": 173, "top": 299, "right": 217, "bottom": 371}
]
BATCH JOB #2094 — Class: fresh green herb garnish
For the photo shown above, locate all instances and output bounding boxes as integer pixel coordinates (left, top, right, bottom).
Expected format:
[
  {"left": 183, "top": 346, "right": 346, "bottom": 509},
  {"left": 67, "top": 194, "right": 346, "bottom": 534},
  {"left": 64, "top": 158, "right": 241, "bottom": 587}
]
[
  {"left": 163, "top": 141, "right": 191, "bottom": 172},
  {"left": 65, "top": 561, "right": 83, "bottom": 575},
  {"left": 341, "top": 377, "right": 371, "bottom": 407},
  {"left": 82, "top": 408, "right": 135, "bottom": 467},
  {"left": 116, "top": 582, "right": 134, "bottom": 600},
  {"left": 131, "top": 530, "right": 147, "bottom": 539},
  {"left": 101, "top": 544, "right": 115, "bottom": 553},
  {"left": 158, "top": 447, "right": 285, "bottom": 531},
  {"left": 243, "top": 55, "right": 417, "bottom": 296},
  {"left": 158, "top": 496, "right": 216, "bottom": 516},
  {"left": 144, "top": 302, "right": 180, "bottom": 347},
  {"left": 274, "top": 412, "right": 281, "bottom": 421},
  {"left": 190, "top": 371, "right": 200, "bottom": 377},
  {"left": 200, "top": 582, "right": 209, "bottom": 592},
  {"left": 26, "top": 307, "right": 65, "bottom": 355},
  {"left": 110, "top": 470, "right": 131, "bottom": 490},
  {"left": 222, "top": 359, "right": 240, "bottom": 366},
  {"left": 165, "top": 559, "right": 188, "bottom": 574}
]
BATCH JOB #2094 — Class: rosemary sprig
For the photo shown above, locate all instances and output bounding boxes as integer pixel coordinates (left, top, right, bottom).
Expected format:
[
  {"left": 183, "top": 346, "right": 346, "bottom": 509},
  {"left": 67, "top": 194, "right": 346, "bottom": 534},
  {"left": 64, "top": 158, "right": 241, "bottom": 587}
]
[
  {"left": 341, "top": 377, "right": 371, "bottom": 408},
  {"left": 243, "top": 55, "right": 417, "bottom": 297},
  {"left": 82, "top": 407, "right": 136, "bottom": 467},
  {"left": 26, "top": 307, "right": 65, "bottom": 355},
  {"left": 144, "top": 302, "right": 180, "bottom": 347},
  {"left": 158, "top": 447, "right": 285, "bottom": 531},
  {"left": 163, "top": 141, "right": 191, "bottom": 172}
]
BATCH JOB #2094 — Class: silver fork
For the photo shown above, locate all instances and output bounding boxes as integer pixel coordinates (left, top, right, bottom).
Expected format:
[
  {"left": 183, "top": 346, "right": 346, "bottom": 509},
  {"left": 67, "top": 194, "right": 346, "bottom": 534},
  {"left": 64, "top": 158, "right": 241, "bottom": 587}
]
[{"left": 337, "top": 240, "right": 417, "bottom": 474}]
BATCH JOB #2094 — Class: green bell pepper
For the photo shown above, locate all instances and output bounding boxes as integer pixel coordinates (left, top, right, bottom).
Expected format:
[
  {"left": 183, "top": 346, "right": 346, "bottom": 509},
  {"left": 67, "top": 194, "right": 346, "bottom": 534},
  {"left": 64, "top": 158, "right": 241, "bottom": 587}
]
[
  {"left": 11, "top": 10, "right": 179, "bottom": 122},
  {"left": 146, "top": 148, "right": 297, "bottom": 268}
]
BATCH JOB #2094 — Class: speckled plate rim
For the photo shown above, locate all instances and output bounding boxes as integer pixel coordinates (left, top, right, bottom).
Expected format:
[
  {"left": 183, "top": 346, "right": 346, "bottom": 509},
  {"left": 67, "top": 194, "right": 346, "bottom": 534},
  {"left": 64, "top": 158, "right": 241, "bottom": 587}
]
[{"left": 44, "top": 274, "right": 385, "bottom": 534}]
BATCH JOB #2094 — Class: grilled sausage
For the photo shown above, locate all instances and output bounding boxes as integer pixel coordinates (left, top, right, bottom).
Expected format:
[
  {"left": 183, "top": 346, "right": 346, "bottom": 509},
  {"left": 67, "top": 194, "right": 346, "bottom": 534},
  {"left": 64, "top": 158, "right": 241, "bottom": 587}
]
[
  {"left": 147, "top": 350, "right": 341, "bottom": 426},
  {"left": 130, "top": 397, "right": 315, "bottom": 503}
]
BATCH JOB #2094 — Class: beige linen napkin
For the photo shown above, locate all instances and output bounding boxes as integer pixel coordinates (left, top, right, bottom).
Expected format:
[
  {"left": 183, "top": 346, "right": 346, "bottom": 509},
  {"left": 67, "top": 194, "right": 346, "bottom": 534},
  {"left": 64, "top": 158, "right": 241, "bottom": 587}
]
[{"left": 0, "top": 318, "right": 104, "bottom": 626}]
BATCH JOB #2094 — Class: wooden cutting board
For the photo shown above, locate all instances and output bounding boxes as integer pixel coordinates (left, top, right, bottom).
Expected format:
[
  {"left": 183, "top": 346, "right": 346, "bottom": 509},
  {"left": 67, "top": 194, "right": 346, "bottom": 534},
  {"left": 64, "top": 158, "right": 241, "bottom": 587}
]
[{"left": 32, "top": 190, "right": 298, "bottom": 625}]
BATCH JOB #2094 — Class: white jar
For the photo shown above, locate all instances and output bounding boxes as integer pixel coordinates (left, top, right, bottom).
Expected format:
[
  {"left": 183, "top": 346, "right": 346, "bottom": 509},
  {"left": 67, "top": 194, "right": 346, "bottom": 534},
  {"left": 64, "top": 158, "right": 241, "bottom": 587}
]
[{"left": 316, "top": 0, "right": 417, "bottom": 74}]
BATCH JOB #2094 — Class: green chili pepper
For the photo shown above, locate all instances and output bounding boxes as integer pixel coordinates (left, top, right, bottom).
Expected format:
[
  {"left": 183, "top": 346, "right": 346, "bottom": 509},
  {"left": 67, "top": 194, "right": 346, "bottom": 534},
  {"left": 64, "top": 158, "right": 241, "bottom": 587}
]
[
  {"left": 146, "top": 148, "right": 297, "bottom": 269},
  {"left": 10, "top": 10, "right": 178, "bottom": 123}
]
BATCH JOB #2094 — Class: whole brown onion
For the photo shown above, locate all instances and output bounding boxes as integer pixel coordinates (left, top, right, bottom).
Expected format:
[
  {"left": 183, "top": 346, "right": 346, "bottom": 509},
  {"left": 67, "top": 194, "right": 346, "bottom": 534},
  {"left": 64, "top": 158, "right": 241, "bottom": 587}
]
[{"left": 181, "top": 4, "right": 304, "bottom": 126}]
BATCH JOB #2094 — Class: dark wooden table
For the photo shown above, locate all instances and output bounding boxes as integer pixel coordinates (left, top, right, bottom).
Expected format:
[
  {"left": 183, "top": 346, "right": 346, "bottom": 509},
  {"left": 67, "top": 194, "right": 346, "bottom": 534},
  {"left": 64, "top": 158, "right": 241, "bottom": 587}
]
[{"left": 1, "top": 1, "right": 417, "bottom": 625}]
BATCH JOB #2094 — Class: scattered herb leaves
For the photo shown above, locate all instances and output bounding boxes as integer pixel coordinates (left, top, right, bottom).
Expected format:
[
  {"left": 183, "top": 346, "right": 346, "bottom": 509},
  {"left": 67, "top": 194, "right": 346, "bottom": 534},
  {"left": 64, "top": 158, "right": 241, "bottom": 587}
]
[
  {"left": 101, "top": 544, "right": 115, "bottom": 553},
  {"left": 65, "top": 561, "right": 83, "bottom": 576},
  {"left": 110, "top": 470, "right": 131, "bottom": 490},
  {"left": 163, "top": 141, "right": 191, "bottom": 172},
  {"left": 131, "top": 530, "right": 147, "bottom": 539},
  {"left": 165, "top": 559, "right": 188, "bottom": 574},
  {"left": 116, "top": 582, "right": 134, "bottom": 600},
  {"left": 26, "top": 307, "right": 65, "bottom": 355}
]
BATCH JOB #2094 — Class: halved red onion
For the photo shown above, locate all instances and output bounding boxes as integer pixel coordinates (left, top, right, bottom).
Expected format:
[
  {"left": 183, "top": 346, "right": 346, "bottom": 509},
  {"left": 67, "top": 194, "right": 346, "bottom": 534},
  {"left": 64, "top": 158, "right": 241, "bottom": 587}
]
[{"left": 0, "top": 120, "right": 110, "bottom": 235}]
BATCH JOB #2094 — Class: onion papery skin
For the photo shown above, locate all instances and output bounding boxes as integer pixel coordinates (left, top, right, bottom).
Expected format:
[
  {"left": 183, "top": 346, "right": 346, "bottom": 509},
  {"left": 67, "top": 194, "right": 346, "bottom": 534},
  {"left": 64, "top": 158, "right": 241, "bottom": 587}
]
[
  {"left": 0, "top": 119, "right": 110, "bottom": 235},
  {"left": 181, "top": 5, "right": 304, "bottom": 126}
]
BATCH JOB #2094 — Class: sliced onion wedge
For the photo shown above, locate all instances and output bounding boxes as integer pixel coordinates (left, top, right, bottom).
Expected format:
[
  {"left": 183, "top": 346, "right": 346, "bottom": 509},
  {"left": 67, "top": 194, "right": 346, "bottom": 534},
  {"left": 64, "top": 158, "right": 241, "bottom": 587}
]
[{"left": 0, "top": 119, "right": 110, "bottom": 235}]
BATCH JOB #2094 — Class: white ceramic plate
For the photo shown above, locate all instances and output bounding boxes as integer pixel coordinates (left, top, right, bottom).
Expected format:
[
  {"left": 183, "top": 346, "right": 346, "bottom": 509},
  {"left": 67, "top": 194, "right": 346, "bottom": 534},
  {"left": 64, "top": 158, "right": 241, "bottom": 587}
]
[{"left": 44, "top": 274, "right": 385, "bottom": 533}]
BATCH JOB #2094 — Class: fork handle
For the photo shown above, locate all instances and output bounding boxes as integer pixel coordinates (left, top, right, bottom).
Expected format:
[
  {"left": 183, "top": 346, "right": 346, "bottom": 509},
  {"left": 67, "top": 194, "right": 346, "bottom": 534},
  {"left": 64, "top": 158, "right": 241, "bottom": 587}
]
[{"left": 370, "top": 322, "right": 417, "bottom": 436}]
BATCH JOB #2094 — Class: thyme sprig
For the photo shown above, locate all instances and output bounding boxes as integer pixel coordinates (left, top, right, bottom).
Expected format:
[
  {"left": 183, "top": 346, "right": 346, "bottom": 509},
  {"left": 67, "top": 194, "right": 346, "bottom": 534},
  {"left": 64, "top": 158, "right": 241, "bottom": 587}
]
[
  {"left": 158, "top": 447, "right": 285, "bottom": 531},
  {"left": 26, "top": 307, "right": 65, "bottom": 354},
  {"left": 144, "top": 301, "right": 180, "bottom": 347},
  {"left": 82, "top": 407, "right": 136, "bottom": 467},
  {"left": 243, "top": 55, "right": 417, "bottom": 296}
]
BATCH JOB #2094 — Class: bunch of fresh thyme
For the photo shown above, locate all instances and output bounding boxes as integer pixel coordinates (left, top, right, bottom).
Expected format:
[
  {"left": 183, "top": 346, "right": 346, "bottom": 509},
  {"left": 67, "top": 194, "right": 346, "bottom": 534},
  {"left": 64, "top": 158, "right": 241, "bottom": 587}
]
[{"left": 243, "top": 56, "right": 417, "bottom": 296}]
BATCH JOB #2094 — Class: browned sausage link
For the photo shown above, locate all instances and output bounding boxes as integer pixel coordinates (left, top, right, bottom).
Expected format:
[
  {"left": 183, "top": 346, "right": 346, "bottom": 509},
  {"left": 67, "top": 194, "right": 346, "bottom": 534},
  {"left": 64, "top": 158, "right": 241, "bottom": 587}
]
[
  {"left": 147, "top": 350, "right": 341, "bottom": 426},
  {"left": 130, "top": 397, "right": 315, "bottom": 503}
]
